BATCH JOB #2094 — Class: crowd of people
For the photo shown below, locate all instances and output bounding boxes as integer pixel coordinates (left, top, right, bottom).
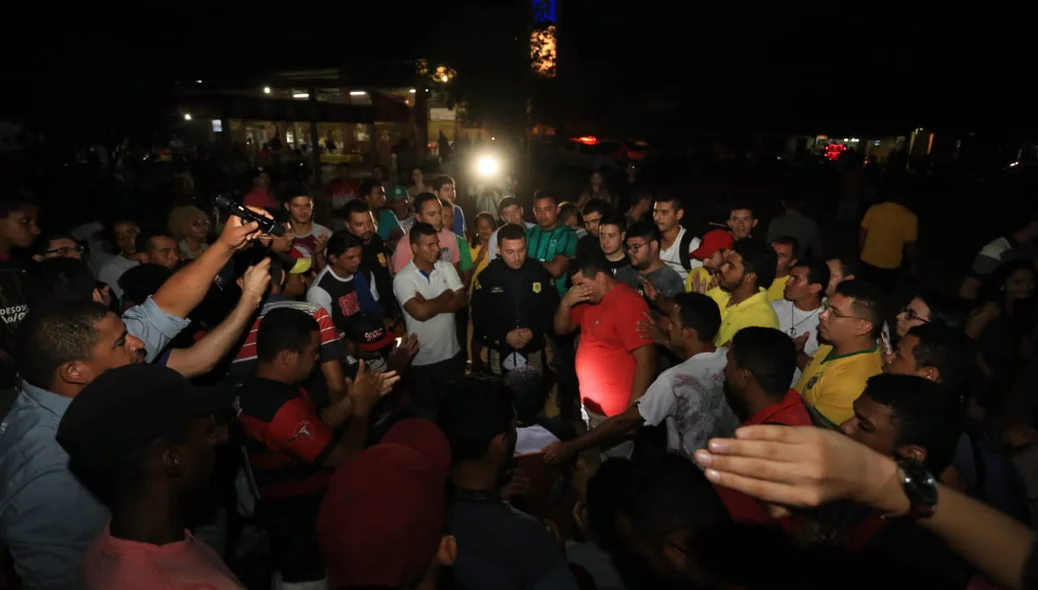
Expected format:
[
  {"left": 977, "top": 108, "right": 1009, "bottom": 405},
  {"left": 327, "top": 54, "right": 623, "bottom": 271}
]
[{"left": 0, "top": 162, "right": 1036, "bottom": 590}]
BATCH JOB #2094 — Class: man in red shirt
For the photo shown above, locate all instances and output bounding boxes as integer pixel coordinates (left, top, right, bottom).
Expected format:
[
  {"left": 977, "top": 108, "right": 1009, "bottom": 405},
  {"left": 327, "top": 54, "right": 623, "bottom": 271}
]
[
  {"left": 553, "top": 248, "right": 656, "bottom": 454},
  {"left": 716, "top": 326, "right": 814, "bottom": 525}
]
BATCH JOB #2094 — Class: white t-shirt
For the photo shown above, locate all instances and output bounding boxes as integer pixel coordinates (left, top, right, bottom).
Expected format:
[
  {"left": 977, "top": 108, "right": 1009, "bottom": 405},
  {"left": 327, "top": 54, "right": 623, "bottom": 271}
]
[
  {"left": 658, "top": 226, "right": 702, "bottom": 283},
  {"left": 514, "top": 424, "right": 561, "bottom": 456},
  {"left": 771, "top": 299, "right": 823, "bottom": 386},
  {"left": 487, "top": 221, "right": 537, "bottom": 260},
  {"left": 97, "top": 255, "right": 140, "bottom": 300},
  {"left": 393, "top": 259, "right": 464, "bottom": 366},
  {"left": 636, "top": 347, "right": 738, "bottom": 458}
]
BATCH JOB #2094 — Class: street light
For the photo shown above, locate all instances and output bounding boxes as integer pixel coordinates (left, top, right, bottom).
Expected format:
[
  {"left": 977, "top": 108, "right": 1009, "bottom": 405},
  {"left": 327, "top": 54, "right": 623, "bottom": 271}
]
[
  {"left": 183, "top": 113, "right": 192, "bottom": 121},
  {"left": 263, "top": 86, "right": 271, "bottom": 94},
  {"left": 476, "top": 155, "right": 500, "bottom": 177}
]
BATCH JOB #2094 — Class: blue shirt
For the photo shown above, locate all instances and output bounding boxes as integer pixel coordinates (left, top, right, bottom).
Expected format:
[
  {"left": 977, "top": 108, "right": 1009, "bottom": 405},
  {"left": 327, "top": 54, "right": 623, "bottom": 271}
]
[{"left": 0, "top": 296, "right": 188, "bottom": 589}]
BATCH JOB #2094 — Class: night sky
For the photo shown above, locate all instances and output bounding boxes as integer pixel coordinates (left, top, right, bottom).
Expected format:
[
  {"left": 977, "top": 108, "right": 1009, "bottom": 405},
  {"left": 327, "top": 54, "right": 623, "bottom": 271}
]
[{"left": 0, "top": 3, "right": 1033, "bottom": 133}]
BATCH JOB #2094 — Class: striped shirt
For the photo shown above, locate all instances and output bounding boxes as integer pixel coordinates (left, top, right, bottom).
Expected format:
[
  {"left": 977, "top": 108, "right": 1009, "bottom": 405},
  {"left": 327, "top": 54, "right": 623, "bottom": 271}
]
[{"left": 229, "top": 298, "right": 344, "bottom": 383}]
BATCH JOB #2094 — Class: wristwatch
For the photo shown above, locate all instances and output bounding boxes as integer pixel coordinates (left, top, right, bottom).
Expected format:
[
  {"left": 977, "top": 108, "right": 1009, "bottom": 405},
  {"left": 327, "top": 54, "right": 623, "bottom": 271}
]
[{"left": 891, "top": 457, "right": 939, "bottom": 519}]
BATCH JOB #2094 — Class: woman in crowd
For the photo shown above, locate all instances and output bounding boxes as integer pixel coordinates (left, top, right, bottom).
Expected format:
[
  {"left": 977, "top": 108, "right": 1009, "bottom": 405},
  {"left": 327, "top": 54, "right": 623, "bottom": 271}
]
[{"left": 169, "top": 205, "right": 211, "bottom": 260}]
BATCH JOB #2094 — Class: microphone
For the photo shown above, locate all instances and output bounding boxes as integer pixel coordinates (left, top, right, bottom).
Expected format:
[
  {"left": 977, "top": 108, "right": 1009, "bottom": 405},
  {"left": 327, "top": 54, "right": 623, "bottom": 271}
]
[{"left": 214, "top": 194, "right": 285, "bottom": 237}]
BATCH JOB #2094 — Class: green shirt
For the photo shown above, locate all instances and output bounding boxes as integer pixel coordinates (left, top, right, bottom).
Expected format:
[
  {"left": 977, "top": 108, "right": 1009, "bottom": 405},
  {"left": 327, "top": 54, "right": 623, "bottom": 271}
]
[
  {"left": 456, "top": 235, "right": 474, "bottom": 272},
  {"left": 527, "top": 224, "right": 578, "bottom": 295}
]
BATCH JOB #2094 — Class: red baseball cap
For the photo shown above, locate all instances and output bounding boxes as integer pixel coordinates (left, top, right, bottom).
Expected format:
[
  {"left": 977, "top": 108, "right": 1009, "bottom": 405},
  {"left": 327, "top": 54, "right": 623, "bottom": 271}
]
[
  {"left": 317, "top": 418, "right": 451, "bottom": 588},
  {"left": 691, "top": 229, "right": 734, "bottom": 260}
]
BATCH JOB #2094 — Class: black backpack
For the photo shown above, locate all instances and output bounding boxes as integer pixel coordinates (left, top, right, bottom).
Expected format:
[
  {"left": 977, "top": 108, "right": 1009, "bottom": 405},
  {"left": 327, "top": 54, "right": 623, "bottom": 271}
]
[{"left": 677, "top": 228, "right": 697, "bottom": 271}]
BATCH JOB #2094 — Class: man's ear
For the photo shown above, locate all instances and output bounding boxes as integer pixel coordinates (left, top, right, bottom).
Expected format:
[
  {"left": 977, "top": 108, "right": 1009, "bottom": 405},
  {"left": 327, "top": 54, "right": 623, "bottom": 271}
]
[
  {"left": 751, "top": 218, "right": 759, "bottom": 229},
  {"left": 897, "top": 445, "right": 927, "bottom": 465},
  {"left": 434, "top": 535, "right": 458, "bottom": 566},
  {"left": 661, "top": 529, "right": 689, "bottom": 573},
  {"left": 60, "top": 361, "right": 91, "bottom": 386}
]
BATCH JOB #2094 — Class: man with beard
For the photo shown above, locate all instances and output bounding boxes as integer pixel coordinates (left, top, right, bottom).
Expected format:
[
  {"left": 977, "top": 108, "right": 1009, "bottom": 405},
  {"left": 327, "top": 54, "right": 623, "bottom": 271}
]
[
  {"left": 343, "top": 199, "right": 398, "bottom": 320},
  {"left": 705, "top": 239, "right": 779, "bottom": 348},
  {"left": 441, "top": 379, "right": 580, "bottom": 590}
]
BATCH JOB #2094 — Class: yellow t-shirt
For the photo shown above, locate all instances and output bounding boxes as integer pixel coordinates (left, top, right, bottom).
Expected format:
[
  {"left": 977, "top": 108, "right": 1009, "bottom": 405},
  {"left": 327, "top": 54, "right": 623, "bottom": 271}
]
[
  {"left": 795, "top": 343, "right": 883, "bottom": 426},
  {"left": 707, "top": 287, "right": 780, "bottom": 347},
  {"left": 860, "top": 201, "right": 918, "bottom": 269},
  {"left": 766, "top": 275, "right": 790, "bottom": 302},
  {"left": 470, "top": 243, "right": 490, "bottom": 290},
  {"left": 685, "top": 266, "right": 713, "bottom": 293}
]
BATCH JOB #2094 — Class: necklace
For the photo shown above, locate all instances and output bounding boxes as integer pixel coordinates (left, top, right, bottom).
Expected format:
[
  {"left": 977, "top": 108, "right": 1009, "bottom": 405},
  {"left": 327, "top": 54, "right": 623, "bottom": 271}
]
[{"left": 788, "top": 303, "right": 821, "bottom": 337}]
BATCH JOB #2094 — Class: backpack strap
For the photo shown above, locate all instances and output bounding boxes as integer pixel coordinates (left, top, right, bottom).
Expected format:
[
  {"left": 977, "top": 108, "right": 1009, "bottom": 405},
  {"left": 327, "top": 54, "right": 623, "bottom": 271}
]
[{"left": 678, "top": 228, "right": 695, "bottom": 271}]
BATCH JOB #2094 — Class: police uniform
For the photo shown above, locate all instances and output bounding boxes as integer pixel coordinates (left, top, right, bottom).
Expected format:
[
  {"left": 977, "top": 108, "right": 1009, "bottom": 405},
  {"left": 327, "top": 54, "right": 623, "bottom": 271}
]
[{"left": 471, "top": 257, "right": 559, "bottom": 376}]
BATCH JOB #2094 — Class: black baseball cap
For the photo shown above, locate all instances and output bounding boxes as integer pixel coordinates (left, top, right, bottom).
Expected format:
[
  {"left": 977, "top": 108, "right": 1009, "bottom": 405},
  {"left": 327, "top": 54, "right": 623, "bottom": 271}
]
[
  {"left": 57, "top": 364, "right": 236, "bottom": 469},
  {"left": 344, "top": 312, "right": 397, "bottom": 353}
]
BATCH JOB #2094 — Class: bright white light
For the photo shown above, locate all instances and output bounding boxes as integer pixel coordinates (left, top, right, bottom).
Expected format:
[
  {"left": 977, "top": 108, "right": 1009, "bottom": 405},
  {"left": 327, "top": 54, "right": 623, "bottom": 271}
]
[
  {"left": 409, "top": 88, "right": 416, "bottom": 93},
  {"left": 263, "top": 86, "right": 271, "bottom": 94},
  {"left": 440, "top": 75, "right": 448, "bottom": 82},
  {"left": 292, "top": 92, "right": 309, "bottom": 99},
  {"left": 848, "top": 137, "right": 860, "bottom": 142},
  {"left": 1009, "top": 161, "right": 1020, "bottom": 167},
  {"left": 183, "top": 113, "right": 192, "bottom": 121},
  {"left": 196, "top": 79, "right": 202, "bottom": 84},
  {"left": 476, "top": 156, "right": 500, "bottom": 177},
  {"left": 349, "top": 91, "right": 367, "bottom": 96}
]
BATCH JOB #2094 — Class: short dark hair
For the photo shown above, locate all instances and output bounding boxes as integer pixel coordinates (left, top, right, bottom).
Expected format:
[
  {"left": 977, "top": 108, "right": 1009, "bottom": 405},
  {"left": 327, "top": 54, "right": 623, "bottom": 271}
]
[
  {"left": 827, "top": 257, "right": 858, "bottom": 279},
  {"left": 17, "top": 302, "right": 112, "bottom": 390},
  {"left": 439, "top": 378, "right": 515, "bottom": 462},
  {"left": 497, "top": 197, "right": 520, "bottom": 214},
  {"left": 770, "top": 236, "right": 800, "bottom": 257},
  {"left": 906, "top": 323, "right": 976, "bottom": 400},
  {"left": 599, "top": 212, "right": 627, "bottom": 233},
  {"left": 574, "top": 247, "right": 611, "bottom": 280},
  {"left": 557, "top": 202, "right": 581, "bottom": 226},
  {"left": 503, "top": 369, "right": 546, "bottom": 426},
  {"left": 343, "top": 199, "right": 373, "bottom": 221},
  {"left": 433, "top": 176, "right": 455, "bottom": 192},
  {"left": 358, "top": 179, "right": 383, "bottom": 199},
  {"left": 135, "top": 229, "right": 175, "bottom": 255},
  {"left": 582, "top": 198, "right": 613, "bottom": 219},
  {"left": 409, "top": 222, "right": 438, "bottom": 246},
  {"left": 630, "top": 191, "right": 653, "bottom": 206},
  {"left": 729, "top": 203, "right": 754, "bottom": 216},
  {"left": 496, "top": 223, "right": 527, "bottom": 245},
  {"left": 118, "top": 264, "right": 173, "bottom": 307},
  {"left": 278, "top": 181, "right": 310, "bottom": 204},
  {"left": 624, "top": 221, "right": 661, "bottom": 245},
  {"left": 0, "top": 186, "right": 36, "bottom": 218},
  {"left": 532, "top": 188, "right": 556, "bottom": 205},
  {"left": 413, "top": 192, "right": 440, "bottom": 215},
  {"left": 614, "top": 454, "right": 730, "bottom": 548},
  {"left": 834, "top": 280, "right": 884, "bottom": 338},
  {"left": 653, "top": 193, "right": 683, "bottom": 210},
  {"left": 914, "top": 292, "right": 966, "bottom": 329},
  {"left": 33, "top": 232, "right": 77, "bottom": 256},
  {"left": 256, "top": 308, "right": 320, "bottom": 363},
  {"left": 732, "top": 239, "right": 777, "bottom": 290},
  {"left": 862, "top": 373, "right": 963, "bottom": 473},
  {"left": 326, "top": 231, "right": 363, "bottom": 260},
  {"left": 25, "top": 258, "right": 96, "bottom": 305},
  {"left": 673, "top": 293, "right": 721, "bottom": 343},
  {"left": 798, "top": 259, "right": 831, "bottom": 290},
  {"left": 730, "top": 327, "right": 797, "bottom": 399}
]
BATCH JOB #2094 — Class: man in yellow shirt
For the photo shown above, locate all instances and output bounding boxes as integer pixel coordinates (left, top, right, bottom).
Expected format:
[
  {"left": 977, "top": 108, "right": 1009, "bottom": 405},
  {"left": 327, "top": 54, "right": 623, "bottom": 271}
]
[
  {"left": 859, "top": 195, "right": 918, "bottom": 291},
  {"left": 796, "top": 279, "right": 884, "bottom": 425},
  {"left": 706, "top": 239, "right": 779, "bottom": 347},
  {"left": 766, "top": 236, "right": 798, "bottom": 302}
]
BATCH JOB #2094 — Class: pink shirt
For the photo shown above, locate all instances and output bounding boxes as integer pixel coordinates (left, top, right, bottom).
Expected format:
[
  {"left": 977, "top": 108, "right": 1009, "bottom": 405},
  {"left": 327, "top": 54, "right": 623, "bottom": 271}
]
[
  {"left": 243, "top": 188, "right": 279, "bottom": 210},
  {"left": 82, "top": 523, "right": 243, "bottom": 590},
  {"left": 391, "top": 227, "right": 461, "bottom": 272}
]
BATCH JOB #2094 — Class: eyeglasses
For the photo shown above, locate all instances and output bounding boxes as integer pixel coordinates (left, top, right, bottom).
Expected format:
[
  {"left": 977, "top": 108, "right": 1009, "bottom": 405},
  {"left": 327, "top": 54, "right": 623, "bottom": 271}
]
[
  {"left": 821, "top": 301, "right": 868, "bottom": 321},
  {"left": 625, "top": 241, "right": 650, "bottom": 253},
  {"left": 44, "top": 245, "right": 85, "bottom": 256},
  {"left": 899, "top": 307, "right": 929, "bottom": 323}
]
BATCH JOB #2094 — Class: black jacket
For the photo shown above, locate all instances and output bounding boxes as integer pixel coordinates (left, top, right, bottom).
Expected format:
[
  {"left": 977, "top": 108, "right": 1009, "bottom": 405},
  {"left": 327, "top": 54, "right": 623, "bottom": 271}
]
[{"left": 471, "top": 257, "right": 559, "bottom": 353}]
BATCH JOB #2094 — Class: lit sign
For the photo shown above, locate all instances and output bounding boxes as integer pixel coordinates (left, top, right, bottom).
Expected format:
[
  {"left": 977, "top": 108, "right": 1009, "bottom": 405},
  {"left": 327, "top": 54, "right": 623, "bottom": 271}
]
[
  {"left": 532, "top": 0, "right": 556, "bottom": 23},
  {"left": 824, "top": 143, "right": 847, "bottom": 161}
]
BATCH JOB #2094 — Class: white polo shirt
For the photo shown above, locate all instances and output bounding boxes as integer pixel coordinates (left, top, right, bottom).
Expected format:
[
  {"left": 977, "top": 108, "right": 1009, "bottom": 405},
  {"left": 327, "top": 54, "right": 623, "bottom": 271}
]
[{"left": 393, "top": 259, "right": 464, "bottom": 366}]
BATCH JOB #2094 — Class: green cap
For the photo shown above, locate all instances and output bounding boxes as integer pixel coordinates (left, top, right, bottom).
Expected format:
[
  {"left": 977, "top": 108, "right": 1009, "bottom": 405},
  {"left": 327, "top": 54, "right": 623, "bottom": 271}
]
[{"left": 389, "top": 185, "right": 409, "bottom": 200}]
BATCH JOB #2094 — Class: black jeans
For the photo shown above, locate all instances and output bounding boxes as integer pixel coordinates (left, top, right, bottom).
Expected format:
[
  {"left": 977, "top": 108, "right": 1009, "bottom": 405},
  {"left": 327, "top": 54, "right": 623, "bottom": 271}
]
[{"left": 407, "top": 352, "right": 466, "bottom": 420}]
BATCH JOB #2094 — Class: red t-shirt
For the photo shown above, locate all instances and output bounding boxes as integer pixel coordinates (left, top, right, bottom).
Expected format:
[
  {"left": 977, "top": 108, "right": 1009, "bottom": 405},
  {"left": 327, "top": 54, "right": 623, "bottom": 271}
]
[
  {"left": 716, "top": 389, "right": 815, "bottom": 527},
  {"left": 570, "top": 283, "right": 652, "bottom": 417},
  {"left": 243, "top": 188, "right": 279, "bottom": 210}
]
